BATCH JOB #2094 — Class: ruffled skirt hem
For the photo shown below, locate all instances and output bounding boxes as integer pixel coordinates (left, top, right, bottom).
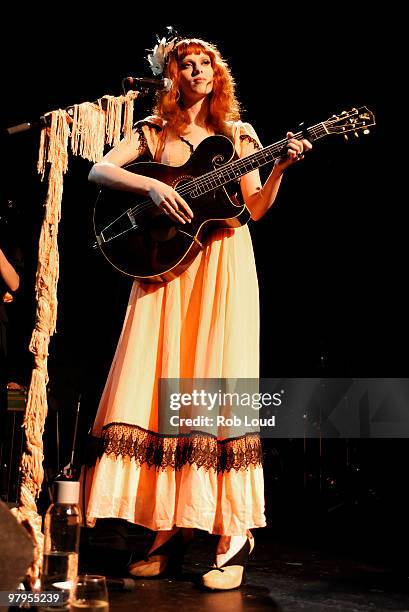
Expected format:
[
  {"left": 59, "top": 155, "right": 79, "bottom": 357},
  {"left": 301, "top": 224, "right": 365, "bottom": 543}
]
[{"left": 83, "top": 445, "right": 267, "bottom": 536}]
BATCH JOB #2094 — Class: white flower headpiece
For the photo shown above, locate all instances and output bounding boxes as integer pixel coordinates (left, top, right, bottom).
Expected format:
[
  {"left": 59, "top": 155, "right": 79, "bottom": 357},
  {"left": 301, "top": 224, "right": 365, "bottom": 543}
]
[{"left": 146, "top": 27, "right": 179, "bottom": 76}]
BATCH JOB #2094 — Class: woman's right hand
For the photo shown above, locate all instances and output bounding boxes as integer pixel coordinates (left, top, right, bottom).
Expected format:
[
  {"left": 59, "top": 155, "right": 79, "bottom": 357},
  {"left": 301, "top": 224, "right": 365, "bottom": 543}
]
[{"left": 148, "top": 179, "right": 193, "bottom": 224}]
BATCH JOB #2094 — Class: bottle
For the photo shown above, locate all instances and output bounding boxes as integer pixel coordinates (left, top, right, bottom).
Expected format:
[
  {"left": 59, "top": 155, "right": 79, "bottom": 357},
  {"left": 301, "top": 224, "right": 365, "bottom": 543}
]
[{"left": 41, "top": 479, "right": 82, "bottom": 609}]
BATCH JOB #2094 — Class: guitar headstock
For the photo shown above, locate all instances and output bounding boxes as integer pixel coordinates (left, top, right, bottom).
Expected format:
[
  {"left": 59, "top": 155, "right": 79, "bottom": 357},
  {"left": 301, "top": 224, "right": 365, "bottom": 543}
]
[{"left": 324, "top": 106, "right": 375, "bottom": 138}]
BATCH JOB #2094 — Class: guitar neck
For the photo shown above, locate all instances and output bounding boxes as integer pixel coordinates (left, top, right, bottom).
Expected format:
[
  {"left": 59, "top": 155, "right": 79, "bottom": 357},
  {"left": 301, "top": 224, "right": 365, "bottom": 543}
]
[{"left": 190, "top": 122, "right": 329, "bottom": 198}]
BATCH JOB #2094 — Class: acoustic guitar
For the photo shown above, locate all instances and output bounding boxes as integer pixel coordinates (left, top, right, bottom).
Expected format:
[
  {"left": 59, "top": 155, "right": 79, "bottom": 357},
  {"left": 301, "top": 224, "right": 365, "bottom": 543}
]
[{"left": 93, "top": 106, "right": 375, "bottom": 283}]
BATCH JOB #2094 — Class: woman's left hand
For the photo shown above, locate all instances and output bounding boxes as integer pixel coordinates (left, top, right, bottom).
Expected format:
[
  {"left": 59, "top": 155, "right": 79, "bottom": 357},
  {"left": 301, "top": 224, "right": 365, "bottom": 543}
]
[{"left": 275, "top": 131, "right": 313, "bottom": 170}]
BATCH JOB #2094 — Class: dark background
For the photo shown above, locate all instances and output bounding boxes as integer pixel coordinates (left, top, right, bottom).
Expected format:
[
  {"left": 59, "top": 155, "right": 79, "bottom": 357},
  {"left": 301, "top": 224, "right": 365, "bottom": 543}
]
[{"left": 0, "top": 7, "right": 406, "bottom": 559}]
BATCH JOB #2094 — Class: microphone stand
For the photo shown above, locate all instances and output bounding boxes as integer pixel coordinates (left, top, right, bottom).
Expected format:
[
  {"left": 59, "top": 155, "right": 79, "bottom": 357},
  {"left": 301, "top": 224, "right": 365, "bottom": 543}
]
[{"left": 55, "top": 393, "right": 82, "bottom": 481}]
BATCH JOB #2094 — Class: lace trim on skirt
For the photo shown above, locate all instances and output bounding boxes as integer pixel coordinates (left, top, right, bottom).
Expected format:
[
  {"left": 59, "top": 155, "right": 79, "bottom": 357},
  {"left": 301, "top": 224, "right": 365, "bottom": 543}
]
[{"left": 96, "top": 422, "right": 263, "bottom": 473}]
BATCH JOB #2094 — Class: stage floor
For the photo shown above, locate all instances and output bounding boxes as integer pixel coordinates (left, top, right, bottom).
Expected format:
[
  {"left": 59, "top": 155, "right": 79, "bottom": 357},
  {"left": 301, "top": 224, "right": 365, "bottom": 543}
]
[{"left": 79, "top": 523, "right": 409, "bottom": 611}]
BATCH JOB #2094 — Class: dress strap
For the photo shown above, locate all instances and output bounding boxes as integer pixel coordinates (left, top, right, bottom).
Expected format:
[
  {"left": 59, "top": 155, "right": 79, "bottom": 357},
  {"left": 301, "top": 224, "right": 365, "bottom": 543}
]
[
  {"left": 133, "top": 115, "right": 166, "bottom": 161},
  {"left": 179, "top": 135, "right": 195, "bottom": 155}
]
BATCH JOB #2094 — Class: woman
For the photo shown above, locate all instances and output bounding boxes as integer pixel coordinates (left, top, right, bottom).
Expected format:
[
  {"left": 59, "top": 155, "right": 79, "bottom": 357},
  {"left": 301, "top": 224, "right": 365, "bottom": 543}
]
[{"left": 85, "top": 36, "right": 312, "bottom": 590}]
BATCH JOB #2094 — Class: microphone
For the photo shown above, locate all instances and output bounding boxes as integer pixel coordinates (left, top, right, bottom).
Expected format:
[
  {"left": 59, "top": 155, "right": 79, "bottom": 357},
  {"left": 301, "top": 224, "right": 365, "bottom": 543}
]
[{"left": 124, "top": 77, "right": 173, "bottom": 92}]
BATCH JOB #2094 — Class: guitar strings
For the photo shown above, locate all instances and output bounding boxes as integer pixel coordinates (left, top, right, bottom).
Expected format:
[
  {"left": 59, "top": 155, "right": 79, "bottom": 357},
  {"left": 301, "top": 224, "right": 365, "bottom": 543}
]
[
  {"left": 100, "top": 119, "right": 342, "bottom": 233},
  {"left": 126, "top": 131, "right": 307, "bottom": 219},
  {"left": 125, "top": 127, "right": 320, "bottom": 220}
]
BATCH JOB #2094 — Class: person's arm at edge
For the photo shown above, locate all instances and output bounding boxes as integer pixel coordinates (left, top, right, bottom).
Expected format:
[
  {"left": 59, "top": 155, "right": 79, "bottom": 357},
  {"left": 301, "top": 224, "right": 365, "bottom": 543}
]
[{"left": 0, "top": 248, "right": 19, "bottom": 292}]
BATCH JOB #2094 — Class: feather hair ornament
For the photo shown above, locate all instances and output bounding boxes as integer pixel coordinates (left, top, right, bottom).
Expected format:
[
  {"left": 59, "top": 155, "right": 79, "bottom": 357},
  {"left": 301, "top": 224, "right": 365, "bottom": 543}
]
[{"left": 146, "top": 26, "right": 179, "bottom": 76}]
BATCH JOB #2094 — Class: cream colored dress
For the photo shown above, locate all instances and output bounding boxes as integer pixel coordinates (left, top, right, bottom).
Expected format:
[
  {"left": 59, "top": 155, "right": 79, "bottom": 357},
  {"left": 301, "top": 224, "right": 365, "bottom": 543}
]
[{"left": 84, "top": 117, "right": 267, "bottom": 535}]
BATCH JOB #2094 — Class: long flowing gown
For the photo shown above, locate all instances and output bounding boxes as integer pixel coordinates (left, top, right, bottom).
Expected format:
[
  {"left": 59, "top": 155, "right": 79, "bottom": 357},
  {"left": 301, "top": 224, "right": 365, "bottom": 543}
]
[{"left": 84, "top": 117, "right": 267, "bottom": 535}]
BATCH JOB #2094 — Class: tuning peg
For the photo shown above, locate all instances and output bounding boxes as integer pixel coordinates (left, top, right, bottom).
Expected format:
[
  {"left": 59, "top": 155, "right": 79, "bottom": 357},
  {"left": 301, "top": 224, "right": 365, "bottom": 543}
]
[
  {"left": 354, "top": 132, "right": 359, "bottom": 138},
  {"left": 363, "top": 129, "right": 370, "bottom": 135},
  {"left": 344, "top": 134, "right": 349, "bottom": 141}
]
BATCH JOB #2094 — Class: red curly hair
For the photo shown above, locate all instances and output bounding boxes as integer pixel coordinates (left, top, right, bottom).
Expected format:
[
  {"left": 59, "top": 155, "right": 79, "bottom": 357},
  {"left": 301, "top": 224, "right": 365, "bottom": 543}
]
[{"left": 152, "top": 38, "right": 241, "bottom": 136}]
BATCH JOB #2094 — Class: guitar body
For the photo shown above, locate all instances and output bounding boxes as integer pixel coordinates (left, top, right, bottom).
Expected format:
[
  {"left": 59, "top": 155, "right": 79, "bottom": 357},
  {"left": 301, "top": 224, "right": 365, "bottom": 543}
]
[{"left": 93, "top": 135, "right": 250, "bottom": 283}]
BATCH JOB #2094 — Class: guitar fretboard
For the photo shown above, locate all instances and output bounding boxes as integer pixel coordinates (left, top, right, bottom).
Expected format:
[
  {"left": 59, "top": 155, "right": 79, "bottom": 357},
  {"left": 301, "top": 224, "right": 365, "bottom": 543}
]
[{"left": 189, "top": 122, "right": 329, "bottom": 198}]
